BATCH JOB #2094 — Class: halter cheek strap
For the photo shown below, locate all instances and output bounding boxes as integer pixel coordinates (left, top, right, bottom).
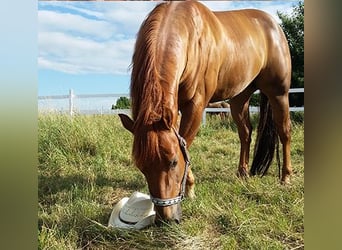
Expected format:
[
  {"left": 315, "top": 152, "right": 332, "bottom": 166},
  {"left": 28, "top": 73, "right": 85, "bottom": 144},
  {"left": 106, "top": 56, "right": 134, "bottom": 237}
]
[{"left": 150, "top": 127, "right": 191, "bottom": 207}]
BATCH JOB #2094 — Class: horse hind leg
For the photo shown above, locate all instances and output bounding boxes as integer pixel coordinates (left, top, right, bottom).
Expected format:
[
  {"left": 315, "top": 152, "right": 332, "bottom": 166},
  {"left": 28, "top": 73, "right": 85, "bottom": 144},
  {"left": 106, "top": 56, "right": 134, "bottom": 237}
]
[
  {"left": 230, "top": 87, "right": 255, "bottom": 178},
  {"left": 268, "top": 93, "right": 293, "bottom": 184}
]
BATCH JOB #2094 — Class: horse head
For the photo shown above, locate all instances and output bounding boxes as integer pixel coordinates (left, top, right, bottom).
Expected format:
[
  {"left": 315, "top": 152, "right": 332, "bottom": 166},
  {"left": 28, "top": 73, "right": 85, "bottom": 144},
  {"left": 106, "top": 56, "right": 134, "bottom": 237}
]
[{"left": 119, "top": 109, "right": 189, "bottom": 225}]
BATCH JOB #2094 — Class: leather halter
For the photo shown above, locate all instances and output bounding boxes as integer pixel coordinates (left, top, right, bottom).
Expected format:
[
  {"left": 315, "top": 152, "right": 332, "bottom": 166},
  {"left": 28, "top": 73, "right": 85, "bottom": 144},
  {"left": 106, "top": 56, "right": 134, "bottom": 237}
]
[{"left": 150, "top": 127, "right": 190, "bottom": 207}]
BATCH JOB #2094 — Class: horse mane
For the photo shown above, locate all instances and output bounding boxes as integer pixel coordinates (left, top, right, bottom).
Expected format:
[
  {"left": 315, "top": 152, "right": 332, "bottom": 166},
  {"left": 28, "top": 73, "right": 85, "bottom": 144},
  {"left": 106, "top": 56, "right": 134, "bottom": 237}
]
[
  {"left": 129, "top": 3, "right": 170, "bottom": 167},
  {"left": 130, "top": 3, "right": 167, "bottom": 125}
]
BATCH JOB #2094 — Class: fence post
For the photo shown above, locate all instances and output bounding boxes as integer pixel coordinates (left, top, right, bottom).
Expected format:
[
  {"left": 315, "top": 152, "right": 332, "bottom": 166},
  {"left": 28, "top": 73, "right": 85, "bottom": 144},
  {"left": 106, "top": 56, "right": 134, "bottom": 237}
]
[
  {"left": 69, "top": 89, "right": 74, "bottom": 116},
  {"left": 202, "top": 110, "right": 207, "bottom": 126}
]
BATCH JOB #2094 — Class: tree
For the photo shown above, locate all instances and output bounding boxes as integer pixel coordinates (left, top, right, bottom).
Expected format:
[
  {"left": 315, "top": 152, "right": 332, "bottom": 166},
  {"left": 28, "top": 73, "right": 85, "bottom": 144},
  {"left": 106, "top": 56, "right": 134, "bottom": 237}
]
[
  {"left": 112, "top": 96, "right": 130, "bottom": 109},
  {"left": 278, "top": 1, "right": 304, "bottom": 106}
]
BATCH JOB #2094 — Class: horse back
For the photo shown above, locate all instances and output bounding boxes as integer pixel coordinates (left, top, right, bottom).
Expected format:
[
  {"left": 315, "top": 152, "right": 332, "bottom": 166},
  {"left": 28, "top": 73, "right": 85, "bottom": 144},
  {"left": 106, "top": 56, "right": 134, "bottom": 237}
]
[{"left": 171, "top": 2, "right": 291, "bottom": 101}]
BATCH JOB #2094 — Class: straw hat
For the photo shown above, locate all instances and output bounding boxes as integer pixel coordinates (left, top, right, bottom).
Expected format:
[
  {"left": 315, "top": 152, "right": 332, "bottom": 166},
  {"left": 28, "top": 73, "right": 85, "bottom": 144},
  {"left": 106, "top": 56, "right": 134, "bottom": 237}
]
[{"left": 108, "top": 191, "right": 155, "bottom": 230}]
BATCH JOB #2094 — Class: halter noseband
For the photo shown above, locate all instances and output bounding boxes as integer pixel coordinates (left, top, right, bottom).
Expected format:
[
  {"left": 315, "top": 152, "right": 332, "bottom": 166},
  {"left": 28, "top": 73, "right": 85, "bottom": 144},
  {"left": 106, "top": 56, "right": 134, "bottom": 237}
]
[{"left": 150, "top": 127, "right": 190, "bottom": 207}]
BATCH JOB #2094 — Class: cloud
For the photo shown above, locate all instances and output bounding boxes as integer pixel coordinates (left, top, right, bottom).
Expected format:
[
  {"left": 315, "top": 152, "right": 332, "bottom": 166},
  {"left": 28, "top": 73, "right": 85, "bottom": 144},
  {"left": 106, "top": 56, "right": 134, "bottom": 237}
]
[
  {"left": 59, "top": 4, "right": 105, "bottom": 19},
  {"left": 38, "top": 3, "right": 142, "bottom": 75},
  {"left": 253, "top": 1, "right": 297, "bottom": 22},
  {"left": 38, "top": 1, "right": 298, "bottom": 75},
  {"left": 103, "top": 2, "right": 157, "bottom": 36},
  {"left": 202, "top": 1, "right": 297, "bottom": 22},
  {"left": 38, "top": 10, "right": 113, "bottom": 40},
  {"left": 39, "top": 31, "right": 135, "bottom": 74}
]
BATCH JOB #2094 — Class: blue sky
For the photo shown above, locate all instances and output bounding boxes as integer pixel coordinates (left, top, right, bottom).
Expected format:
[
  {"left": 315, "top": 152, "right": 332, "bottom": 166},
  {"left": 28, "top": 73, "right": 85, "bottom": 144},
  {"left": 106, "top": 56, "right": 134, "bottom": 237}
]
[{"left": 38, "top": 1, "right": 299, "bottom": 97}]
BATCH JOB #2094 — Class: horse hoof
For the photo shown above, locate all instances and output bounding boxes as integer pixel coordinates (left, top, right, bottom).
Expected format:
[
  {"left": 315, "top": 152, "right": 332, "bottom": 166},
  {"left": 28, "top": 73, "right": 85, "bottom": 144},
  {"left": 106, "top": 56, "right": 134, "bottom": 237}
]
[
  {"left": 281, "top": 175, "right": 291, "bottom": 185},
  {"left": 236, "top": 169, "right": 249, "bottom": 179}
]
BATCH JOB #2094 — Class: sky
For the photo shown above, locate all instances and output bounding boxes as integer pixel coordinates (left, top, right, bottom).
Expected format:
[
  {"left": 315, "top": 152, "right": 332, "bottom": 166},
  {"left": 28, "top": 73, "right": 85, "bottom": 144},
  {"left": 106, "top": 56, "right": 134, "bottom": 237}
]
[{"left": 38, "top": 1, "right": 300, "bottom": 98}]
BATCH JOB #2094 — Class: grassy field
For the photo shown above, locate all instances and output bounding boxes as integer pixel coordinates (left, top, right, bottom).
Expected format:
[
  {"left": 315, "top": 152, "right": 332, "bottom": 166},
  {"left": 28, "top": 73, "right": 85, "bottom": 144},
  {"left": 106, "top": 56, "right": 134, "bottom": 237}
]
[{"left": 38, "top": 113, "right": 304, "bottom": 249}]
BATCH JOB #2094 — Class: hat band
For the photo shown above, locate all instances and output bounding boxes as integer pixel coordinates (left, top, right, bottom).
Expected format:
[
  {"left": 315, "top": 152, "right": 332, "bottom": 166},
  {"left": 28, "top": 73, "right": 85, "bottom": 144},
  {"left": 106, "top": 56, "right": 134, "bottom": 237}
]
[{"left": 150, "top": 127, "right": 190, "bottom": 207}]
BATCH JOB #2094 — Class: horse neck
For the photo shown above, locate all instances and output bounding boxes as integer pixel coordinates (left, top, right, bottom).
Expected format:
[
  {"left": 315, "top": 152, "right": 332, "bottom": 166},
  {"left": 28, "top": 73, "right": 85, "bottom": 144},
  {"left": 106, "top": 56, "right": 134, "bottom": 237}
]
[{"left": 131, "top": 3, "right": 181, "bottom": 127}]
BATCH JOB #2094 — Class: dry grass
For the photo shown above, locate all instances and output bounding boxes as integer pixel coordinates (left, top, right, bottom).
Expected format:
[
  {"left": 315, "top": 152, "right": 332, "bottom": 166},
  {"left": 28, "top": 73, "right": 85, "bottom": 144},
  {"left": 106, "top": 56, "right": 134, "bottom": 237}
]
[{"left": 38, "top": 113, "right": 304, "bottom": 249}]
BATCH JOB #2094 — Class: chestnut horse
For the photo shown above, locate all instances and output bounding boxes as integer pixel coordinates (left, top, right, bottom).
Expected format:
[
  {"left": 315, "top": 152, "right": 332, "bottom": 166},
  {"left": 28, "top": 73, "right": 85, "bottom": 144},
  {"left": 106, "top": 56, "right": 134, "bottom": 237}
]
[{"left": 119, "top": 1, "right": 292, "bottom": 224}]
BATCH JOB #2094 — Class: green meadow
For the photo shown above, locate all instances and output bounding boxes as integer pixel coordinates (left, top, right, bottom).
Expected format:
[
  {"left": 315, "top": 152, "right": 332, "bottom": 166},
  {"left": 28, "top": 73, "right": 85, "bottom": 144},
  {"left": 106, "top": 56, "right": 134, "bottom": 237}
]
[{"left": 38, "top": 113, "right": 304, "bottom": 249}]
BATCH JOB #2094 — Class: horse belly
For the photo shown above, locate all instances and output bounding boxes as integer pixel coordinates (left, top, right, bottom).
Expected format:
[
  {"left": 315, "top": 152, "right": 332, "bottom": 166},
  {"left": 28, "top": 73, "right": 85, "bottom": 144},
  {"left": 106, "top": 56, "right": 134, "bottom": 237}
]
[{"left": 210, "top": 72, "right": 256, "bottom": 102}]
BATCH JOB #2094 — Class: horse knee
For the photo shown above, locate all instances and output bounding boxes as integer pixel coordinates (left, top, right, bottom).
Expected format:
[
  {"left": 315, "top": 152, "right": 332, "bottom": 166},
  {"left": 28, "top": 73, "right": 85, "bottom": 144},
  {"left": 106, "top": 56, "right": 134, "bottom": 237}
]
[
  {"left": 185, "top": 185, "right": 196, "bottom": 199},
  {"left": 185, "top": 170, "right": 195, "bottom": 199}
]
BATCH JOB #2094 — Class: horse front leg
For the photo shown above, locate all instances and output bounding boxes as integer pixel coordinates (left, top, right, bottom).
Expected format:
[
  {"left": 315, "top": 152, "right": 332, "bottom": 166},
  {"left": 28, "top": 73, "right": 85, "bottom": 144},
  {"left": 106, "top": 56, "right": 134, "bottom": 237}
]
[{"left": 179, "top": 98, "right": 206, "bottom": 199}]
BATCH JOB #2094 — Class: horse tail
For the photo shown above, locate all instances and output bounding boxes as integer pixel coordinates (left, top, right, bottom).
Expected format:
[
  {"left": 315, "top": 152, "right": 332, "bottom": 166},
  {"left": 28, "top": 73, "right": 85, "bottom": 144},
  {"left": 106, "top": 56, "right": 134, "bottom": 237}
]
[{"left": 250, "top": 92, "right": 280, "bottom": 177}]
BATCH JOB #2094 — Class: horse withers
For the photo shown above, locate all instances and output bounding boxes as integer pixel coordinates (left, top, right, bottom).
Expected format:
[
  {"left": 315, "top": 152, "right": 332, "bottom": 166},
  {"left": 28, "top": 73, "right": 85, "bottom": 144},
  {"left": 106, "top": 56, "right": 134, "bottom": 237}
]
[{"left": 119, "top": 1, "right": 292, "bottom": 224}]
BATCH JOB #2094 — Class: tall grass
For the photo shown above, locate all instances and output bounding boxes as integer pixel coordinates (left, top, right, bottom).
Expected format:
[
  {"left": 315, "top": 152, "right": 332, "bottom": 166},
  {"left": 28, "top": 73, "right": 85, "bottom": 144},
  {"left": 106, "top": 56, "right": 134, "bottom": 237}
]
[{"left": 38, "top": 114, "right": 304, "bottom": 249}]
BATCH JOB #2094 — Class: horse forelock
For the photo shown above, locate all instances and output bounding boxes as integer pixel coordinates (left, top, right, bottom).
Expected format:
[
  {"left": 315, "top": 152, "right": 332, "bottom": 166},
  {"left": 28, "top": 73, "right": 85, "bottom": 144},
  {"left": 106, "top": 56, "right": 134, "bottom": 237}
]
[{"left": 132, "top": 126, "right": 161, "bottom": 169}]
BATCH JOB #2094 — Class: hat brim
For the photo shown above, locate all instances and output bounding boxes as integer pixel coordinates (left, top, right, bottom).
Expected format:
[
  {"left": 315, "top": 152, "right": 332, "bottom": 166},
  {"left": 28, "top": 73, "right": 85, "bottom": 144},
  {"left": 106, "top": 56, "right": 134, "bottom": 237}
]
[{"left": 108, "top": 196, "right": 155, "bottom": 230}]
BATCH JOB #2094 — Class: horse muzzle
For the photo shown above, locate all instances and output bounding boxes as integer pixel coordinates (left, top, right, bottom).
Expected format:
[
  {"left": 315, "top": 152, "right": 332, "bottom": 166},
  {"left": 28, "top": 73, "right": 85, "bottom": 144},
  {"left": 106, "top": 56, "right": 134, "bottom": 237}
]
[{"left": 154, "top": 203, "right": 182, "bottom": 225}]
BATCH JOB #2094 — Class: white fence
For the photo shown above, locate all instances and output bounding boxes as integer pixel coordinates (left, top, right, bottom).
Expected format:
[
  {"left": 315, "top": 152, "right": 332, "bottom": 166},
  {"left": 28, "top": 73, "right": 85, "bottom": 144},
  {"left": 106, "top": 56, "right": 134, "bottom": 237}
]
[
  {"left": 38, "top": 88, "right": 303, "bottom": 123},
  {"left": 202, "top": 88, "right": 304, "bottom": 125},
  {"left": 38, "top": 89, "right": 130, "bottom": 115}
]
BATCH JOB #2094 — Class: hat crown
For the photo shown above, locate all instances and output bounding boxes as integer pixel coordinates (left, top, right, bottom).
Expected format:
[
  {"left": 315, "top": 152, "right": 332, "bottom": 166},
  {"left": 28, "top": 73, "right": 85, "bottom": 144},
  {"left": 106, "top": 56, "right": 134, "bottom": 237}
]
[
  {"left": 119, "top": 192, "right": 154, "bottom": 224},
  {"left": 108, "top": 191, "right": 155, "bottom": 229}
]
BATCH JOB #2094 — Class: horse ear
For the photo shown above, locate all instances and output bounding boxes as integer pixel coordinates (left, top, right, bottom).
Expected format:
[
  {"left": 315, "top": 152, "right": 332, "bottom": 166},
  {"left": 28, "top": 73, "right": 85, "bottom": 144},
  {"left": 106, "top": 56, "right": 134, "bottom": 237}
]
[
  {"left": 148, "top": 110, "right": 162, "bottom": 123},
  {"left": 118, "top": 114, "right": 134, "bottom": 134},
  {"left": 162, "top": 107, "right": 173, "bottom": 130}
]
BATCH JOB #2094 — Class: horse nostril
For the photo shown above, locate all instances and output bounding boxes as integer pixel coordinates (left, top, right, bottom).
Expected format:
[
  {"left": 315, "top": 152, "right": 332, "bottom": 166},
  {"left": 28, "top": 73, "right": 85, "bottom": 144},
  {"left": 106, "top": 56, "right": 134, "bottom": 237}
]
[
  {"left": 154, "top": 214, "right": 181, "bottom": 226},
  {"left": 154, "top": 203, "right": 182, "bottom": 226}
]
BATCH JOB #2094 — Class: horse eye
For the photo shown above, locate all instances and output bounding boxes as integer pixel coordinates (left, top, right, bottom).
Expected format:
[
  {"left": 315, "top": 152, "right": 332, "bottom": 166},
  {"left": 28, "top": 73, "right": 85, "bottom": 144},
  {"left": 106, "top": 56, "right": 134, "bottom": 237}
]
[{"left": 169, "top": 158, "right": 178, "bottom": 168}]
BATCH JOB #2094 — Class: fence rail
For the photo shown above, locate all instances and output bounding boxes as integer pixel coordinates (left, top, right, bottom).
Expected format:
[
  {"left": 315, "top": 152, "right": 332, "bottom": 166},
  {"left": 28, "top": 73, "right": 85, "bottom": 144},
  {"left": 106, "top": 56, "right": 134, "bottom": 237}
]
[
  {"left": 38, "top": 89, "right": 130, "bottom": 115},
  {"left": 38, "top": 88, "right": 303, "bottom": 122},
  {"left": 202, "top": 88, "right": 304, "bottom": 125}
]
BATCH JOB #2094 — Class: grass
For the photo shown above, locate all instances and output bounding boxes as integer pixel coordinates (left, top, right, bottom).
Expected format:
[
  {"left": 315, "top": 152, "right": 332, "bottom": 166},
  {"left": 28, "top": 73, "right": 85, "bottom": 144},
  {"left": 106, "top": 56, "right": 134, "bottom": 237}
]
[{"left": 38, "top": 113, "right": 304, "bottom": 249}]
